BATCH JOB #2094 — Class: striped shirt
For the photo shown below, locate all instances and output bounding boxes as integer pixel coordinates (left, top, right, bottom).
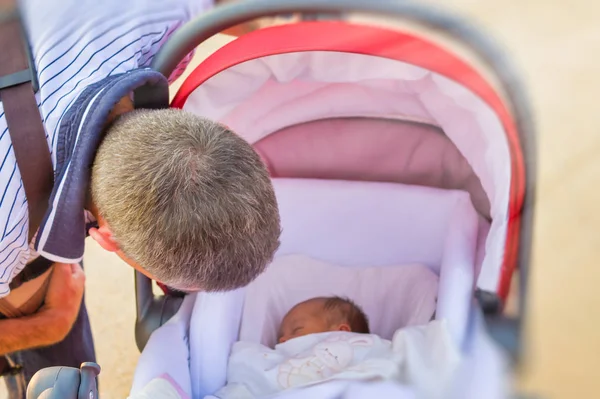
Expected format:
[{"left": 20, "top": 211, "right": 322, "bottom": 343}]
[{"left": 0, "top": 0, "right": 213, "bottom": 297}]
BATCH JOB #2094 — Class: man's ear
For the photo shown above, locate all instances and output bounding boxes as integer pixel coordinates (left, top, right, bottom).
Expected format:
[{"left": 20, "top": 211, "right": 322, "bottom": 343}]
[{"left": 88, "top": 225, "right": 119, "bottom": 253}]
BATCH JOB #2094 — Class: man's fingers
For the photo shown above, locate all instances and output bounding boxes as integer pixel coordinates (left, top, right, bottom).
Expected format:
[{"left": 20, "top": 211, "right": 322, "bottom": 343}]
[
  {"left": 52, "top": 263, "right": 85, "bottom": 285},
  {"left": 52, "top": 263, "right": 73, "bottom": 278},
  {"left": 70, "top": 264, "right": 86, "bottom": 290},
  {"left": 69, "top": 263, "right": 84, "bottom": 276}
]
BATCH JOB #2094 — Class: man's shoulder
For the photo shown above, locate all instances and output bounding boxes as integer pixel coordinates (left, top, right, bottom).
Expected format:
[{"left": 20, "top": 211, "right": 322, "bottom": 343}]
[
  {"left": 21, "top": 0, "right": 213, "bottom": 44},
  {"left": 21, "top": 0, "right": 213, "bottom": 132}
]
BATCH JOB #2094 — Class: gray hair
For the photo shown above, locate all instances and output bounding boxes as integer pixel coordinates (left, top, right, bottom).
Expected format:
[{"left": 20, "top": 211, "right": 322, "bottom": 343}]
[{"left": 91, "top": 109, "right": 281, "bottom": 291}]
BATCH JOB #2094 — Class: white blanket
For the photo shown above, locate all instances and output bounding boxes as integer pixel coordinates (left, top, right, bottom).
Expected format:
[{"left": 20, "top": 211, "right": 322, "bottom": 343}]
[
  {"left": 211, "top": 320, "right": 460, "bottom": 399},
  {"left": 128, "top": 374, "right": 190, "bottom": 399}
]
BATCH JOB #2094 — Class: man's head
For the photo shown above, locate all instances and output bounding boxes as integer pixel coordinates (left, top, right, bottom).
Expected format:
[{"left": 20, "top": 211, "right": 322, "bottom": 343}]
[
  {"left": 90, "top": 108, "right": 281, "bottom": 292},
  {"left": 278, "top": 296, "right": 370, "bottom": 344}
]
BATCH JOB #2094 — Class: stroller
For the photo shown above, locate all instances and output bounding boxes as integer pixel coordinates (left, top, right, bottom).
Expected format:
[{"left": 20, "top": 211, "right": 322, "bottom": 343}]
[{"left": 25, "top": 0, "right": 536, "bottom": 398}]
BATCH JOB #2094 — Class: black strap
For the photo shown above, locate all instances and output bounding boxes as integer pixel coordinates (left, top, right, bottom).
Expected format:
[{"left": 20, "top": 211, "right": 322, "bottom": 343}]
[
  {"left": 0, "top": 1, "right": 54, "bottom": 290},
  {"left": 0, "top": 355, "right": 22, "bottom": 376},
  {"left": 8, "top": 256, "right": 54, "bottom": 292}
]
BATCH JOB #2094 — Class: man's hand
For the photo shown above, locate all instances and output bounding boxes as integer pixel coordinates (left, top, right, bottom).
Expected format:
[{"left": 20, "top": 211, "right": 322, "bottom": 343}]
[
  {"left": 39, "top": 263, "right": 86, "bottom": 341},
  {"left": 0, "top": 263, "right": 85, "bottom": 355},
  {"left": 215, "top": 0, "right": 261, "bottom": 37}
]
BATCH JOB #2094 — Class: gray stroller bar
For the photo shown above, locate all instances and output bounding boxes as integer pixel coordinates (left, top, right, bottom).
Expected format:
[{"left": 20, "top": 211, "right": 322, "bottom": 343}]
[{"left": 137, "top": 0, "right": 536, "bottom": 363}]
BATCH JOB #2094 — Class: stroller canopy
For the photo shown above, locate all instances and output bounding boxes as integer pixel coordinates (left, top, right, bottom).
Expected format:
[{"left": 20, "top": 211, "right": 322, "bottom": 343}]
[{"left": 169, "top": 20, "right": 528, "bottom": 300}]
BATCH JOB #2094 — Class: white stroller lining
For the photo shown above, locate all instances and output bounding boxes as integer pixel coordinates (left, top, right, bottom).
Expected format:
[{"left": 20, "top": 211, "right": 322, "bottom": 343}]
[
  {"left": 239, "top": 256, "right": 438, "bottom": 347},
  {"left": 130, "top": 178, "right": 481, "bottom": 399},
  {"left": 273, "top": 178, "right": 470, "bottom": 272}
]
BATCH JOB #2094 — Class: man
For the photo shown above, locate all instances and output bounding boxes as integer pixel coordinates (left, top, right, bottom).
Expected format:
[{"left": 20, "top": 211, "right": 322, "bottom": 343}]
[{"left": 0, "top": 0, "right": 280, "bottom": 396}]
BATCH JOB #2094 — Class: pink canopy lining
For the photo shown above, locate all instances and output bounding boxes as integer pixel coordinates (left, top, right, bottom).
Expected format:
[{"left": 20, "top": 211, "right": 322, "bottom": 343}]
[{"left": 172, "top": 21, "right": 525, "bottom": 298}]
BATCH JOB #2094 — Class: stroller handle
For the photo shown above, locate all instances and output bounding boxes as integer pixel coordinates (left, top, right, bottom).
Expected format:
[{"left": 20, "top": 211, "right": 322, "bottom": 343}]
[
  {"left": 134, "top": 271, "right": 184, "bottom": 351},
  {"left": 25, "top": 362, "right": 100, "bottom": 399},
  {"left": 149, "top": 0, "right": 536, "bottom": 364},
  {"left": 152, "top": 0, "right": 494, "bottom": 78}
]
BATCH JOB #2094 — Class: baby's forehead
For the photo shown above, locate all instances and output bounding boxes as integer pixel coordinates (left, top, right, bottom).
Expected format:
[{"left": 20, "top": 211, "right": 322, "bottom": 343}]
[
  {"left": 294, "top": 298, "right": 328, "bottom": 313},
  {"left": 285, "top": 299, "right": 327, "bottom": 319}
]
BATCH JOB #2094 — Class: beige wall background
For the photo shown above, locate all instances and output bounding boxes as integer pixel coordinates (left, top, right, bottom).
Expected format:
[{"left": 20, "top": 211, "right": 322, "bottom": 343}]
[{"left": 3, "top": 0, "right": 599, "bottom": 398}]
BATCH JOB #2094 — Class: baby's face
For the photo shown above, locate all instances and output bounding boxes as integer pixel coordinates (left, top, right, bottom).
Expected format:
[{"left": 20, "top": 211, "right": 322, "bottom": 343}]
[{"left": 278, "top": 299, "right": 349, "bottom": 344}]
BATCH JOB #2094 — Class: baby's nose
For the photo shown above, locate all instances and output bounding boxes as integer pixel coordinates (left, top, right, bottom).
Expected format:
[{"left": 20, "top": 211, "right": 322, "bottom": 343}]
[{"left": 278, "top": 336, "right": 288, "bottom": 344}]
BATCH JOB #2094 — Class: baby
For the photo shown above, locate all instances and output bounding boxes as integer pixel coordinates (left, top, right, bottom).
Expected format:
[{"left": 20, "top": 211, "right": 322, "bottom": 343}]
[
  {"left": 210, "top": 297, "right": 458, "bottom": 399},
  {"left": 277, "top": 296, "right": 370, "bottom": 344}
]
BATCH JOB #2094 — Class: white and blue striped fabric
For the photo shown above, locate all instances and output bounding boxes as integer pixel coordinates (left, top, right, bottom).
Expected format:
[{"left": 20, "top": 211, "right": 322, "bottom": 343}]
[{"left": 0, "top": 0, "right": 213, "bottom": 297}]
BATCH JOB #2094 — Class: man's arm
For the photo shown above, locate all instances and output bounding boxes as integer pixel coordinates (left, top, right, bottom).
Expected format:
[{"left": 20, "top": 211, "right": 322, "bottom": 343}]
[
  {"left": 0, "top": 310, "right": 72, "bottom": 355},
  {"left": 0, "top": 263, "right": 85, "bottom": 356},
  {"left": 220, "top": 21, "right": 260, "bottom": 37},
  {"left": 215, "top": 0, "right": 262, "bottom": 37}
]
